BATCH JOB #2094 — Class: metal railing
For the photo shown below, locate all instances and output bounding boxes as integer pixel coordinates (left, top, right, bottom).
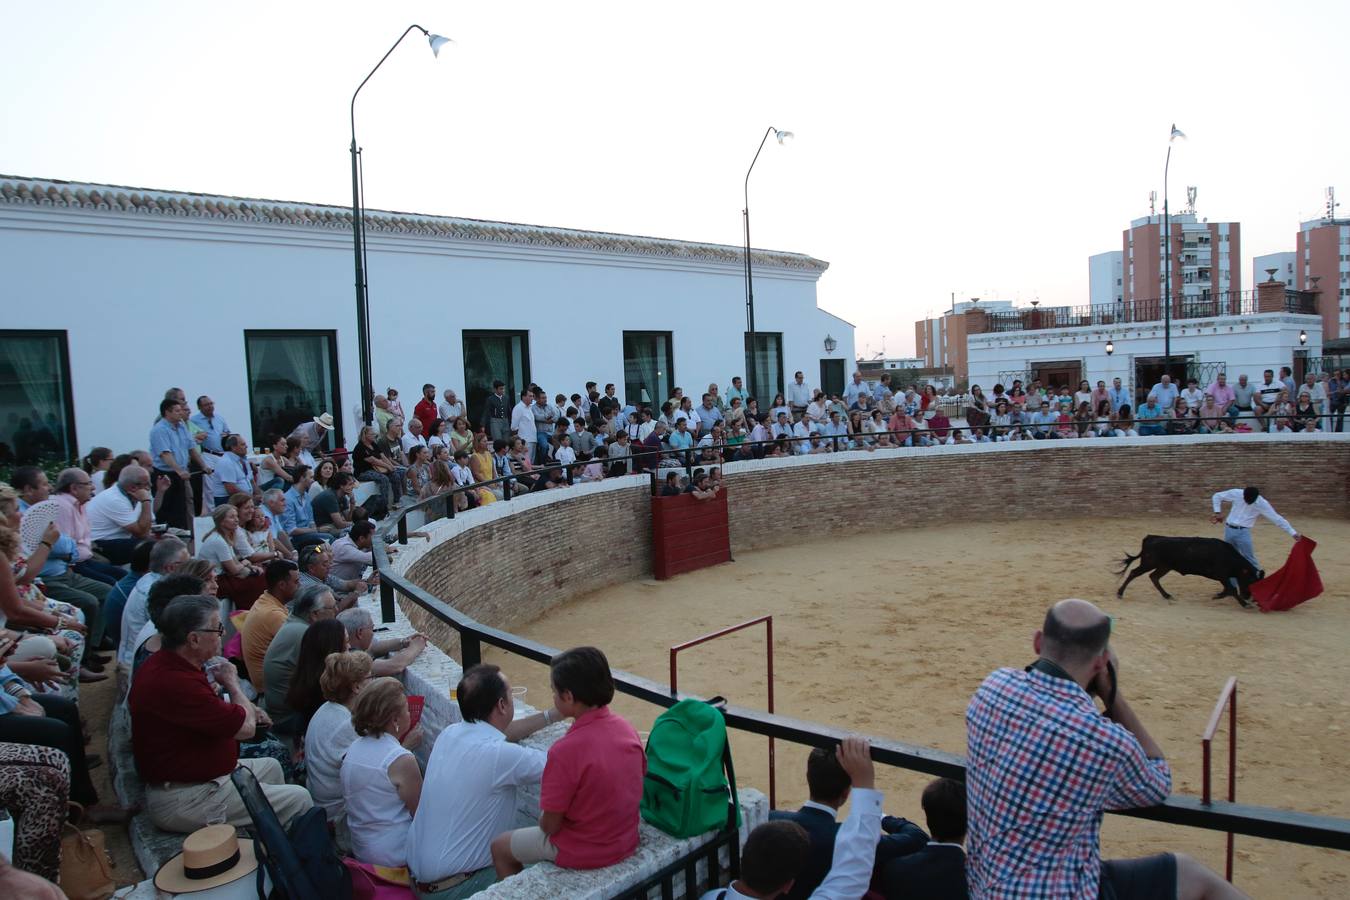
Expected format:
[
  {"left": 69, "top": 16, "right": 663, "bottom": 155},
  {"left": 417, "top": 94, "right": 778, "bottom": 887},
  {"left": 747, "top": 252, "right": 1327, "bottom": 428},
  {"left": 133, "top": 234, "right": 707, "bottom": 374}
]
[
  {"left": 613, "top": 828, "right": 740, "bottom": 900},
  {"left": 385, "top": 411, "right": 1328, "bottom": 547},
  {"left": 1203, "top": 677, "right": 1239, "bottom": 882},
  {"left": 982, "top": 289, "right": 1318, "bottom": 333},
  {"left": 371, "top": 433, "right": 1350, "bottom": 858}
]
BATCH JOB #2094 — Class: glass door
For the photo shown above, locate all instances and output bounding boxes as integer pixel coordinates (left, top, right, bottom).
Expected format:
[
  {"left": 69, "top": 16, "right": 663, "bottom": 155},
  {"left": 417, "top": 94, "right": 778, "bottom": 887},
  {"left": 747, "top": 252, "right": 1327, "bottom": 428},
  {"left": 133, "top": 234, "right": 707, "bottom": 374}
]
[
  {"left": 622, "top": 331, "right": 674, "bottom": 410},
  {"left": 462, "top": 330, "right": 531, "bottom": 425}
]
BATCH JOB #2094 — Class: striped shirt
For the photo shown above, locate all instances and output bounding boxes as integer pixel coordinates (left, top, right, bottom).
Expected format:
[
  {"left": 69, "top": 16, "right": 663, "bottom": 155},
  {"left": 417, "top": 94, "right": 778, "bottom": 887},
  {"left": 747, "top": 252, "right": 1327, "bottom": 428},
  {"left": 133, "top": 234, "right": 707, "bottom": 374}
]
[{"left": 965, "top": 667, "right": 1171, "bottom": 898}]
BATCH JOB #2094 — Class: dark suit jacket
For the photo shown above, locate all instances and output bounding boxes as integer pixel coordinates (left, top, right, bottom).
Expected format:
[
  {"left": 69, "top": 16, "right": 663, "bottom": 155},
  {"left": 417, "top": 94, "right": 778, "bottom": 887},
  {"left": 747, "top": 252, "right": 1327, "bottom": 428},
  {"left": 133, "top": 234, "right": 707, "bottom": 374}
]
[
  {"left": 768, "top": 806, "right": 930, "bottom": 900},
  {"left": 768, "top": 805, "right": 838, "bottom": 900},
  {"left": 881, "top": 843, "right": 968, "bottom": 900}
]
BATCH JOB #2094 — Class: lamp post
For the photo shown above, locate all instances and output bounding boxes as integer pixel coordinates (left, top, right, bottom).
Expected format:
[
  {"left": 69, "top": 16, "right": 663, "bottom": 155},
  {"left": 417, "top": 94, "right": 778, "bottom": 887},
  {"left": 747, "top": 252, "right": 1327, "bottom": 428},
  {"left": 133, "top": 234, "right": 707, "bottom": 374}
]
[
  {"left": 351, "top": 25, "right": 450, "bottom": 426},
  {"left": 1163, "top": 124, "right": 1185, "bottom": 382},
  {"left": 743, "top": 126, "right": 793, "bottom": 402}
]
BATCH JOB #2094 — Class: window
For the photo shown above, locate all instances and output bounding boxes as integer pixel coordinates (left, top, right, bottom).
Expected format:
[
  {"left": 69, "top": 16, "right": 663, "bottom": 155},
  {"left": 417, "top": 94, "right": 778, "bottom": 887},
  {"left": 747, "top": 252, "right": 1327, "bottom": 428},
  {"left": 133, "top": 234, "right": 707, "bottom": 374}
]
[
  {"left": 622, "top": 331, "right": 674, "bottom": 410},
  {"left": 244, "top": 331, "right": 342, "bottom": 451},
  {"left": 0, "top": 331, "right": 75, "bottom": 464},
  {"left": 462, "top": 330, "right": 530, "bottom": 424},
  {"left": 744, "top": 332, "right": 784, "bottom": 401}
]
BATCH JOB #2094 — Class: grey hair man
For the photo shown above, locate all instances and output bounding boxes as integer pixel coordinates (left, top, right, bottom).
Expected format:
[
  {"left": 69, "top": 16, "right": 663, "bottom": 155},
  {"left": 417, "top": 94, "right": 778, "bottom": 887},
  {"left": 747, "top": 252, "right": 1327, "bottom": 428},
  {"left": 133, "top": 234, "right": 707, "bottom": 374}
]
[
  {"left": 261, "top": 584, "right": 339, "bottom": 737},
  {"left": 130, "top": 595, "right": 312, "bottom": 833},
  {"left": 336, "top": 607, "right": 428, "bottom": 677},
  {"left": 117, "top": 536, "right": 189, "bottom": 666},
  {"left": 85, "top": 463, "right": 158, "bottom": 562}
]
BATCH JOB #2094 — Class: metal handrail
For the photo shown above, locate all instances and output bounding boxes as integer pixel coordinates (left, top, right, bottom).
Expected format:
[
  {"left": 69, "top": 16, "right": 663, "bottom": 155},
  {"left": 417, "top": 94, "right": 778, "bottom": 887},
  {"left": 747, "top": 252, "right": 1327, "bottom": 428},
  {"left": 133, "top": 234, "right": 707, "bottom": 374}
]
[
  {"left": 981, "top": 289, "right": 1319, "bottom": 333},
  {"left": 383, "top": 411, "right": 1320, "bottom": 542},
  {"left": 370, "top": 439, "right": 1350, "bottom": 853}
]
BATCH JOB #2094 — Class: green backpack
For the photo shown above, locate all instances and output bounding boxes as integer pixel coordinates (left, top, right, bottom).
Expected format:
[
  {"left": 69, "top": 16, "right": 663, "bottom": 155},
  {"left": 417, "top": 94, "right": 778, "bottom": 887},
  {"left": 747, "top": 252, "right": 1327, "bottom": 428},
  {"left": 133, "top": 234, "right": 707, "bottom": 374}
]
[{"left": 640, "top": 698, "right": 741, "bottom": 838}]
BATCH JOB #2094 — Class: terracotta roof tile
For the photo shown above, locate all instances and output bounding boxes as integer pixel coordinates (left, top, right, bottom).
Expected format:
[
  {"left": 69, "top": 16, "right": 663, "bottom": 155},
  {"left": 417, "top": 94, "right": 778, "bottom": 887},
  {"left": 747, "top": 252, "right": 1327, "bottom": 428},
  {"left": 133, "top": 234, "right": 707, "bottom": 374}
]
[{"left": 1, "top": 175, "right": 828, "bottom": 272}]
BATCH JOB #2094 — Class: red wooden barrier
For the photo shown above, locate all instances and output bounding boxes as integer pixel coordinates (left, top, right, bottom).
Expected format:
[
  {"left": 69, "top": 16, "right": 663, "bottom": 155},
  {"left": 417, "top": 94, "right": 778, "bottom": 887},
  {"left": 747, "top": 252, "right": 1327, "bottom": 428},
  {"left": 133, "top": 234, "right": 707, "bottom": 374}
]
[{"left": 651, "top": 489, "right": 731, "bottom": 579}]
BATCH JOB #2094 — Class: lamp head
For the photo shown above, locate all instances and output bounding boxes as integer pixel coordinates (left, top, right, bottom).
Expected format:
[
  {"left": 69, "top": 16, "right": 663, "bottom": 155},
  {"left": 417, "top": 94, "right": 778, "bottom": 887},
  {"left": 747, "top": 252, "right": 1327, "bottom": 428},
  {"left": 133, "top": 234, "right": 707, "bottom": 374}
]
[
  {"left": 1300, "top": 330, "right": 1308, "bottom": 345},
  {"left": 427, "top": 33, "right": 452, "bottom": 57},
  {"left": 1105, "top": 340, "right": 1115, "bottom": 356},
  {"left": 1169, "top": 123, "right": 1186, "bottom": 142},
  {"left": 774, "top": 129, "right": 794, "bottom": 145}
]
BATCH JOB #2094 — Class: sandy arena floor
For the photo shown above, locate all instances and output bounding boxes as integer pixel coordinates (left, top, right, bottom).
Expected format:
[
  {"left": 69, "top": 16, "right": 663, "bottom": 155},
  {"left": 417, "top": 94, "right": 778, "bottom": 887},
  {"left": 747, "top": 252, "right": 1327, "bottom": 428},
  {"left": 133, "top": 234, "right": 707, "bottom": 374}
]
[{"left": 486, "top": 515, "right": 1350, "bottom": 899}]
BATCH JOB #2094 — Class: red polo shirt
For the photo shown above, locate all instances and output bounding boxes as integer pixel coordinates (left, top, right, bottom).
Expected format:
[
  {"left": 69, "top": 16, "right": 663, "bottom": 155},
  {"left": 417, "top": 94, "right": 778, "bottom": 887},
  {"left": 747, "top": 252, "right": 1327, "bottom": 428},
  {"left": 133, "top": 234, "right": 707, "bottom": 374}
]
[
  {"left": 539, "top": 706, "right": 645, "bottom": 869},
  {"left": 414, "top": 398, "right": 439, "bottom": 440},
  {"left": 129, "top": 649, "right": 246, "bottom": 783}
]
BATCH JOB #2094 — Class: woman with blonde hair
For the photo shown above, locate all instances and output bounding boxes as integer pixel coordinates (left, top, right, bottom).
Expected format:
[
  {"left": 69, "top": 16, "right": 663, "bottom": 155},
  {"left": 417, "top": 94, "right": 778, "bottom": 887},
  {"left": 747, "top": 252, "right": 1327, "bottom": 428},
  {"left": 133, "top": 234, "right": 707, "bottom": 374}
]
[
  {"left": 304, "top": 649, "right": 373, "bottom": 826},
  {"left": 468, "top": 432, "right": 501, "bottom": 503},
  {"left": 341, "top": 676, "right": 423, "bottom": 867},
  {"left": 197, "top": 503, "right": 267, "bottom": 611}
]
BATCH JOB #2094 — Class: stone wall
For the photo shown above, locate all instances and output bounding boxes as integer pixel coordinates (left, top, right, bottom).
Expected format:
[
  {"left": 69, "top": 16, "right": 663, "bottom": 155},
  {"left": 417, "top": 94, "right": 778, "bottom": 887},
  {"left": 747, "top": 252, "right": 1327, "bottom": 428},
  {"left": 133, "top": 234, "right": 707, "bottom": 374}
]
[{"left": 397, "top": 434, "right": 1350, "bottom": 633}]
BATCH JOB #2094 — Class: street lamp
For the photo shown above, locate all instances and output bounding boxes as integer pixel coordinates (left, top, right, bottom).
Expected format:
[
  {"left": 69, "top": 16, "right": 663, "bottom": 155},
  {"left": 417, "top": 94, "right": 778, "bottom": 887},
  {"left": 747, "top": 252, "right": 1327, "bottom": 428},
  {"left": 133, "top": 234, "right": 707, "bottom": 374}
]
[
  {"left": 1163, "top": 124, "right": 1185, "bottom": 382},
  {"left": 823, "top": 334, "right": 837, "bottom": 355},
  {"left": 1300, "top": 330, "right": 1308, "bottom": 346},
  {"left": 1106, "top": 340, "right": 1115, "bottom": 356},
  {"left": 350, "top": 25, "right": 450, "bottom": 426},
  {"left": 743, "top": 126, "right": 793, "bottom": 402}
]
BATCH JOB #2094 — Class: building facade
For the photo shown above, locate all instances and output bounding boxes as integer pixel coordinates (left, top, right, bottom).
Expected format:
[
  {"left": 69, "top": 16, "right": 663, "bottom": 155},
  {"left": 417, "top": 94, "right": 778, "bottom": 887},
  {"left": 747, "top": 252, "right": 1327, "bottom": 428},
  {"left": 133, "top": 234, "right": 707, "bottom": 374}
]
[
  {"left": 1088, "top": 250, "right": 1123, "bottom": 305},
  {"left": 1296, "top": 216, "right": 1350, "bottom": 341},
  {"left": 0, "top": 176, "right": 853, "bottom": 462},
  {"left": 966, "top": 280, "right": 1320, "bottom": 405},
  {"left": 914, "top": 299, "right": 1014, "bottom": 381},
  {"left": 1253, "top": 251, "right": 1296, "bottom": 289},
  {"left": 1124, "top": 213, "right": 1240, "bottom": 306}
]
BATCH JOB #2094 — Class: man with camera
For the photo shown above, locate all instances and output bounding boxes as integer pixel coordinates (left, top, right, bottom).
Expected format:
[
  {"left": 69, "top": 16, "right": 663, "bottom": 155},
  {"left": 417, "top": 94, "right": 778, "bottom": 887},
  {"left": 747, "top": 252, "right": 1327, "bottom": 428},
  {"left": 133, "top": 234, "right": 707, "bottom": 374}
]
[{"left": 965, "top": 599, "right": 1246, "bottom": 899}]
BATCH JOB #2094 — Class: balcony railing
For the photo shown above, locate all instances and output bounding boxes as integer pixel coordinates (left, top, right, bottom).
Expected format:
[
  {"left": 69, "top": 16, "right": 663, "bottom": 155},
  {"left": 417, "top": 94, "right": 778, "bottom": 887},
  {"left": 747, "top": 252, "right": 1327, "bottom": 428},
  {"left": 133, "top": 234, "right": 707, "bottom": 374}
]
[{"left": 982, "top": 290, "right": 1318, "bottom": 334}]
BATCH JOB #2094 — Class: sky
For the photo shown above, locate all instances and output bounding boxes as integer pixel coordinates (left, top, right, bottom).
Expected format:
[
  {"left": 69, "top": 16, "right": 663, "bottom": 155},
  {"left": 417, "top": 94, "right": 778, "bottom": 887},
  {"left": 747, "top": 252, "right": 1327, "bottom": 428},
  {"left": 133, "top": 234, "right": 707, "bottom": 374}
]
[{"left": 3, "top": 1, "right": 1346, "bottom": 357}]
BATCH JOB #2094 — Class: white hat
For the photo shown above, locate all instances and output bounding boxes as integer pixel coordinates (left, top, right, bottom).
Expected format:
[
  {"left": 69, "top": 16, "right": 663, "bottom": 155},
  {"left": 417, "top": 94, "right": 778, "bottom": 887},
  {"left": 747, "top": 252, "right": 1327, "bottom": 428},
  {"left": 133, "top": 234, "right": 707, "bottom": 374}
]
[
  {"left": 313, "top": 412, "right": 335, "bottom": 430},
  {"left": 154, "top": 825, "right": 259, "bottom": 895}
]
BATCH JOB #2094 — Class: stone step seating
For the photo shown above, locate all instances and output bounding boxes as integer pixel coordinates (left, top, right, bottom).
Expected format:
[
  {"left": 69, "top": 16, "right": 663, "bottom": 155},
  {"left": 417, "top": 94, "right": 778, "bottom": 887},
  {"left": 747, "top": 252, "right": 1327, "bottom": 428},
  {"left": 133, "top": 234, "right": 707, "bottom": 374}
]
[{"left": 111, "top": 592, "right": 764, "bottom": 897}]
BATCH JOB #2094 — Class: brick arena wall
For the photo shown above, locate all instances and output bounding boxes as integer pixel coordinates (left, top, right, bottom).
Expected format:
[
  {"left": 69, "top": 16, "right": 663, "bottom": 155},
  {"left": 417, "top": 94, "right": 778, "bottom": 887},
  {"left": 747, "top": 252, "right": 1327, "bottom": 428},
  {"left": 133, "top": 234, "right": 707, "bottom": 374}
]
[
  {"left": 400, "top": 484, "right": 653, "bottom": 656},
  {"left": 398, "top": 436, "right": 1350, "bottom": 642}
]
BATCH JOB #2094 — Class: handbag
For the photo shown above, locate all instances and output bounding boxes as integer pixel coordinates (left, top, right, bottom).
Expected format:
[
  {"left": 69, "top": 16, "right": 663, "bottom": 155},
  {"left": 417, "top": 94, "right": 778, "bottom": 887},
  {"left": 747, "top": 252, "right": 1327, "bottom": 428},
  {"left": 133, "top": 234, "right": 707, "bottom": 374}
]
[{"left": 60, "top": 804, "right": 117, "bottom": 900}]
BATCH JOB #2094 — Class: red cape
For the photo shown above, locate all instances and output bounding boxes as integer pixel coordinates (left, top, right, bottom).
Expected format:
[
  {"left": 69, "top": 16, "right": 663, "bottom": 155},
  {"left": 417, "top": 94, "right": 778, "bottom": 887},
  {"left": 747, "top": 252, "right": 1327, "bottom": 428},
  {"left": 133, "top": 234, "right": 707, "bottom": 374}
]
[{"left": 1250, "top": 537, "right": 1323, "bottom": 612}]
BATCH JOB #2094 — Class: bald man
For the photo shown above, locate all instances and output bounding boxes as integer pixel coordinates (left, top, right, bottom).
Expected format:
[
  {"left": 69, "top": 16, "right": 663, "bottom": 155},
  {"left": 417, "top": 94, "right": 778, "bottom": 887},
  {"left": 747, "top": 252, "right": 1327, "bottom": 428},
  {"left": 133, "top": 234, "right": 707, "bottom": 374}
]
[{"left": 966, "top": 599, "right": 1247, "bottom": 900}]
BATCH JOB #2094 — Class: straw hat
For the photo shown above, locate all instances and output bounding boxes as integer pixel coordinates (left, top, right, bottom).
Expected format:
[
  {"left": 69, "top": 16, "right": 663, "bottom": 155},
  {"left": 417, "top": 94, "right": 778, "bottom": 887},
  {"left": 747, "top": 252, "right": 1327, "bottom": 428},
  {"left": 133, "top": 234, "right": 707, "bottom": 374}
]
[
  {"left": 154, "top": 825, "right": 258, "bottom": 894},
  {"left": 313, "top": 412, "right": 335, "bottom": 430}
]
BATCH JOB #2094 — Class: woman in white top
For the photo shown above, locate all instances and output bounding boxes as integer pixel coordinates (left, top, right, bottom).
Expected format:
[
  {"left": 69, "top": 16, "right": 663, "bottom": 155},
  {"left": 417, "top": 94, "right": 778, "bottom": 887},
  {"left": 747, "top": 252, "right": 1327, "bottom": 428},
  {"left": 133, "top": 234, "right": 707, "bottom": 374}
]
[
  {"left": 305, "top": 650, "right": 373, "bottom": 828},
  {"left": 1074, "top": 380, "right": 1093, "bottom": 412},
  {"left": 197, "top": 504, "right": 269, "bottom": 612},
  {"left": 341, "top": 676, "right": 423, "bottom": 868}
]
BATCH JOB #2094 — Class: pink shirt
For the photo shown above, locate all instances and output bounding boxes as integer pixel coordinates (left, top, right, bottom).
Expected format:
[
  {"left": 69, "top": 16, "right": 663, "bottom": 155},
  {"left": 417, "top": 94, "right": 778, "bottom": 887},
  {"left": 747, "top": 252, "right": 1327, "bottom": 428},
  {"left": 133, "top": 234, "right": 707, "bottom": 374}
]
[
  {"left": 539, "top": 706, "right": 645, "bottom": 869},
  {"left": 1207, "top": 381, "right": 1236, "bottom": 410},
  {"left": 53, "top": 492, "right": 92, "bottom": 562}
]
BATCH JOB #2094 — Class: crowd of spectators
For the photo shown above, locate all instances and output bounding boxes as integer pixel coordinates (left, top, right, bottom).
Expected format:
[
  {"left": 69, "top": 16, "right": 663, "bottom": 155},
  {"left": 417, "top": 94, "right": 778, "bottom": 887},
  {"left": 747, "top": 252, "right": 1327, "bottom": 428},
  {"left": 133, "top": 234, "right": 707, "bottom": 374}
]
[{"left": 0, "top": 364, "right": 1329, "bottom": 893}]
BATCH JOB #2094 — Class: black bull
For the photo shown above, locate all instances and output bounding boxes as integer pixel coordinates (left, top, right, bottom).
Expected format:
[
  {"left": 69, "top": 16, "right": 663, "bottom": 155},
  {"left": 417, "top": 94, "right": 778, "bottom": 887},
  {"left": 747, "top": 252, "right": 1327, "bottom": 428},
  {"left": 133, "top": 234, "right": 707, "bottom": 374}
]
[{"left": 1116, "top": 536, "right": 1259, "bottom": 604}]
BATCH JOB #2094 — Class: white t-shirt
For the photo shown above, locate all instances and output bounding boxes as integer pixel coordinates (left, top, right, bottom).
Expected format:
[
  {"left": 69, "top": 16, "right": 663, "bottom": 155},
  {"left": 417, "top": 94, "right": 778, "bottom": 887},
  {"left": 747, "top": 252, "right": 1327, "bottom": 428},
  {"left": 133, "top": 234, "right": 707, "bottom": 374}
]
[
  {"left": 305, "top": 701, "right": 358, "bottom": 821},
  {"left": 406, "top": 721, "right": 546, "bottom": 880},
  {"left": 87, "top": 487, "right": 143, "bottom": 541},
  {"left": 400, "top": 433, "right": 428, "bottom": 456},
  {"left": 199, "top": 531, "right": 252, "bottom": 575},
  {"left": 437, "top": 401, "right": 465, "bottom": 421},
  {"left": 341, "top": 733, "right": 414, "bottom": 867},
  {"left": 118, "top": 572, "right": 163, "bottom": 666}
]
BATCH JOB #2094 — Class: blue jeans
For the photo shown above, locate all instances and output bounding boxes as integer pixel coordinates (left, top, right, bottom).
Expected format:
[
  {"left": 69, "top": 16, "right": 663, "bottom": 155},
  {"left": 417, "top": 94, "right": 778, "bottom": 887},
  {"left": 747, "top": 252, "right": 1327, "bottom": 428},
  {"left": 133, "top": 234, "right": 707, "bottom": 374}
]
[
  {"left": 1224, "top": 524, "right": 1260, "bottom": 590},
  {"left": 73, "top": 558, "right": 126, "bottom": 586},
  {"left": 1138, "top": 424, "right": 1166, "bottom": 436}
]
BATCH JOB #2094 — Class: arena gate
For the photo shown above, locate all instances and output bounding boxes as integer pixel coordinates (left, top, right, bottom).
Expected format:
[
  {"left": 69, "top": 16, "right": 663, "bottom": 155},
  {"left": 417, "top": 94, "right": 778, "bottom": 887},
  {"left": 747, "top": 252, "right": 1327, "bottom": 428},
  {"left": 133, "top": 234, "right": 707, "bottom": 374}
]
[{"left": 651, "top": 488, "right": 732, "bottom": 579}]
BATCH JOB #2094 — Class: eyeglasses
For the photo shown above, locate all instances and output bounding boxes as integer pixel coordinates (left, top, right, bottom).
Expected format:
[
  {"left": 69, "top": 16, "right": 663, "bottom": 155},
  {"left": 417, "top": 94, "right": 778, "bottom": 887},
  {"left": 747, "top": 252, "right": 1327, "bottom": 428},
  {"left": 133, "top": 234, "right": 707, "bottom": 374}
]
[{"left": 194, "top": 624, "right": 226, "bottom": 636}]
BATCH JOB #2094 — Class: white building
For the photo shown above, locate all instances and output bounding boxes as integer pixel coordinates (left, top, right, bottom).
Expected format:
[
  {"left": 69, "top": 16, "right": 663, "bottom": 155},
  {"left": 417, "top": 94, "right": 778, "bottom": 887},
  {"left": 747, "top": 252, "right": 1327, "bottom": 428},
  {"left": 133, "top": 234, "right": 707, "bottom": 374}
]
[
  {"left": 966, "top": 281, "right": 1320, "bottom": 403},
  {"left": 1253, "top": 251, "right": 1296, "bottom": 289},
  {"left": 0, "top": 176, "right": 852, "bottom": 461},
  {"left": 1088, "top": 251, "right": 1124, "bottom": 305}
]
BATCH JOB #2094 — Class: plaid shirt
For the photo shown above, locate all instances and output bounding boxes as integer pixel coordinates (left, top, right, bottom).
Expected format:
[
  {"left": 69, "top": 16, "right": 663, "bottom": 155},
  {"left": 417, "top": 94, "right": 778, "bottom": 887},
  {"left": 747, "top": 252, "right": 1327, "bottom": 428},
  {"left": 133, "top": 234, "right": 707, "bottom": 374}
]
[{"left": 965, "top": 667, "right": 1171, "bottom": 898}]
